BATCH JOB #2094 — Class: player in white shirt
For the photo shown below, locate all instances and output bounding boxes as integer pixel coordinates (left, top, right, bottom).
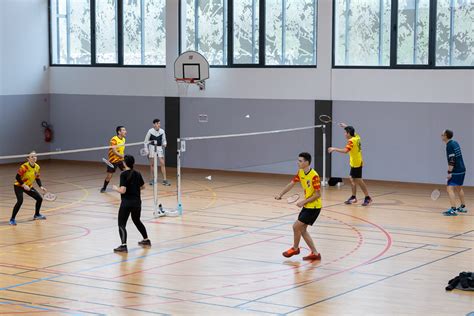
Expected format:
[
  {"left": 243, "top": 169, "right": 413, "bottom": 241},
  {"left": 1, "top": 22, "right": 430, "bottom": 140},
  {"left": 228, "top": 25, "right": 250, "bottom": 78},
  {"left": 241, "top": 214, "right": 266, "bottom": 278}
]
[{"left": 144, "top": 119, "right": 171, "bottom": 186}]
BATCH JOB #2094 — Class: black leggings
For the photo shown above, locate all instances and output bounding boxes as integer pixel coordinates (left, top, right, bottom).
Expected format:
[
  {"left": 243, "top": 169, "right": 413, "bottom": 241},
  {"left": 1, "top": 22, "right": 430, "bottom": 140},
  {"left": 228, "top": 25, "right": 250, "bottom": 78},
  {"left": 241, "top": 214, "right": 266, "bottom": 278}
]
[
  {"left": 118, "top": 204, "right": 148, "bottom": 245},
  {"left": 11, "top": 185, "right": 43, "bottom": 219}
]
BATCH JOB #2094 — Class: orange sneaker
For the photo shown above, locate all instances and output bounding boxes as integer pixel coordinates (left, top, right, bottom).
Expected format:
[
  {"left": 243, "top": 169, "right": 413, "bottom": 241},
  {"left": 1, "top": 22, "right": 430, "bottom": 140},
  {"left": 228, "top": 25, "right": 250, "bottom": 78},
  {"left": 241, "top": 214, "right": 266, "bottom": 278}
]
[
  {"left": 303, "top": 252, "right": 321, "bottom": 261},
  {"left": 282, "top": 247, "right": 300, "bottom": 258}
]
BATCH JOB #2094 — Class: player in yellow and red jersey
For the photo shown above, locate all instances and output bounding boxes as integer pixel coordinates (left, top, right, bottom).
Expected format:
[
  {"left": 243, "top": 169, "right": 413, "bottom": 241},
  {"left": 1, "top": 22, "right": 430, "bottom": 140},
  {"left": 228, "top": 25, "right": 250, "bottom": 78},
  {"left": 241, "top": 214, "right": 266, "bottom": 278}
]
[
  {"left": 275, "top": 152, "right": 322, "bottom": 261},
  {"left": 9, "top": 151, "right": 48, "bottom": 225},
  {"left": 101, "top": 126, "right": 127, "bottom": 193},
  {"left": 329, "top": 123, "right": 372, "bottom": 206}
]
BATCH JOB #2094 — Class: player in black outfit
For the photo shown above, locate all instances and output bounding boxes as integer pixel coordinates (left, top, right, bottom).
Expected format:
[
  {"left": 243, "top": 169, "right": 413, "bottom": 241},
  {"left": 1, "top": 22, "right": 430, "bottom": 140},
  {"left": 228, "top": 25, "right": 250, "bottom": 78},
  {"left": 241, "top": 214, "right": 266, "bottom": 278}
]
[{"left": 112, "top": 155, "right": 151, "bottom": 253}]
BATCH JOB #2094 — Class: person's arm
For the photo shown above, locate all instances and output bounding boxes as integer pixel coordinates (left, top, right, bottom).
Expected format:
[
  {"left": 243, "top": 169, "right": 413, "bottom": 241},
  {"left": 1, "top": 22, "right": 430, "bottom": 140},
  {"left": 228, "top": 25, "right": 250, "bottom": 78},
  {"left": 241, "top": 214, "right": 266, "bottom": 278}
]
[
  {"left": 328, "top": 140, "right": 352, "bottom": 154},
  {"left": 144, "top": 129, "right": 151, "bottom": 147},
  {"left": 35, "top": 167, "right": 46, "bottom": 192},
  {"left": 275, "top": 175, "right": 299, "bottom": 199},
  {"left": 139, "top": 173, "right": 146, "bottom": 190},
  {"left": 447, "top": 144, "right": 455, "bottom": 179},
  {"left": 113, "top": 173, "right": 127, "bottom": 194},
  {"left": 16, "top": 166, "right": 31, "bottom": 191},
  {"left": 162, "top": 129, "right": 167, "bottom": 148}
]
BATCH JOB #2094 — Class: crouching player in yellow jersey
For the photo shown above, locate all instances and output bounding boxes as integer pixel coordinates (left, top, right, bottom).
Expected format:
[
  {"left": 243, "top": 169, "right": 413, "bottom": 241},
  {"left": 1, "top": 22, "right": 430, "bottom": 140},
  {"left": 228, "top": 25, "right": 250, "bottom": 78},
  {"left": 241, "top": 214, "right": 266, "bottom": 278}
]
[
  {"left": 101, "top": 126, "right": 127, "bottom": 193},
  {"left": 275, "top": 152, "right": 322, "bottom": 261},
  {"left": 9, "top": 151, "right": 48, "bottom": 225},
  {"left": 328, "top": 123, "right": 372, "bottom": 206}
]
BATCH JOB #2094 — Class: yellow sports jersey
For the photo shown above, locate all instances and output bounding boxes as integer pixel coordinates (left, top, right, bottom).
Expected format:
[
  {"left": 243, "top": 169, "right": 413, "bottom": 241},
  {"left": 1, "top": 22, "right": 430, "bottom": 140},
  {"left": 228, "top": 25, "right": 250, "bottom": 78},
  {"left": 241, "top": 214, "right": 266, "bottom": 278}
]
[
  {"left": 346, "top": 134, "right": 363, "bottom": 168},
  {"left": 108, "top": 136, "right": 126, "bottom": 163},
  {"left": 292, "top": 169, "right": 322, "bottom": 209},
  {"left": 14, "top": 162, "right": 40, "bottom": 187}
]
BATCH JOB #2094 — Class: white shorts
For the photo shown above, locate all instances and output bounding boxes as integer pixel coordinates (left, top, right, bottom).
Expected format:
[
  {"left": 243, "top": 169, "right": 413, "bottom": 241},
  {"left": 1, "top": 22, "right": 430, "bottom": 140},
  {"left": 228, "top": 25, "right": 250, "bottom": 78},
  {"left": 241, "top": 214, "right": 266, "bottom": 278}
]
[{"left": 148, "top": 145, "right": 164, "bottom": 159}]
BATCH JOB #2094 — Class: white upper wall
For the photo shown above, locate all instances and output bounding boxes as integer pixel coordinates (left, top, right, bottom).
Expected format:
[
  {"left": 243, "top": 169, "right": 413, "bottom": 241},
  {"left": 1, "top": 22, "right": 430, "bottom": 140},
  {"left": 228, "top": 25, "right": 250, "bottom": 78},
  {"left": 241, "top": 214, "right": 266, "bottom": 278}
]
[
  {"left": 0, "top": 0, "right": 49, "bottom": 95},
  {"left": 4, "top": 0, "right": 470, "bottom": 103}
]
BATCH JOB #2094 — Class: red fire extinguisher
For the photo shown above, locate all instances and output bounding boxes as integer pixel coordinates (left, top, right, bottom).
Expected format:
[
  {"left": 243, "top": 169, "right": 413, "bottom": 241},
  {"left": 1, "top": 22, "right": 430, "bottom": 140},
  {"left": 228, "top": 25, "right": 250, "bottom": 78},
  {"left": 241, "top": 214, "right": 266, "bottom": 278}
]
[{"left": 41, "top": 121, "right": 53, "bottom": 143}]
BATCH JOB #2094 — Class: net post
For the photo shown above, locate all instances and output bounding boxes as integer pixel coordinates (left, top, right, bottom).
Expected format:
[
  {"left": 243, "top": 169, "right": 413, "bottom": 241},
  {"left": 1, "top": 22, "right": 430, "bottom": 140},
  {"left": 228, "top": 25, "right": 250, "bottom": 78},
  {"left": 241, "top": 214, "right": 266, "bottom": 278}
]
[
  {"left": 177, "top": 139, "right": 183, "bottom": 215},
  {"left": 322, "top": 124, "right": 327, "bottom": 187},
  {"left": 153, "top": 140, "right": 159, "bottom": 213}
]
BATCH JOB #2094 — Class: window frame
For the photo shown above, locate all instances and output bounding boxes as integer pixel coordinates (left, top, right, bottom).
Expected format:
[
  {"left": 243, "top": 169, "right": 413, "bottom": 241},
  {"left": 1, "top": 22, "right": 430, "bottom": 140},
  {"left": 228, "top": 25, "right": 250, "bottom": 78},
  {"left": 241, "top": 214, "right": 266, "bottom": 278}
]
[
  {"left": 179, "top": 0, "right": 319, "bottom": 68},
  {"left": 332, "top": 0, "right": 474, "bottom": 69},
  {"left": 48, "top": 0, "right": 166, "bottom": 68}
]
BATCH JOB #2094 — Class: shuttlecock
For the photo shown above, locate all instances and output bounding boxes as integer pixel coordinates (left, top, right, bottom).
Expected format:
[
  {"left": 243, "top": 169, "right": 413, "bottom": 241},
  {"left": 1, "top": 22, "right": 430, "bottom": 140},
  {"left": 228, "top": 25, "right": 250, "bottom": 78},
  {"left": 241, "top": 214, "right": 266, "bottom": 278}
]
[
  {"left": 205, "top": 175, "right": 212, "bottom": 181},
  {"left": 245, "top": 114, "right": 250, "bottom": 118}
]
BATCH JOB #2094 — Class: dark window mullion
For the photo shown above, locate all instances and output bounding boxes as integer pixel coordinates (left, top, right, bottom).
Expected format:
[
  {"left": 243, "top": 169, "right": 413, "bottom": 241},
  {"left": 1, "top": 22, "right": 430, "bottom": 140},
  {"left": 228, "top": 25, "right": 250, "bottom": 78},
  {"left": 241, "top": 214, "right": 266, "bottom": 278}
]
[
  {"left": 259, "top": 0, "right": 265, "bottom": 66},
  {"left": 228, "top": 0, "right": 234, "bottom": 66},
  {"left": 428, "top": 0, "right": 437, "bottom": 67},
  {"left": 223, "top": 0, "right": 228, "bottom": 64},
  {"left": 117, "top": 0, "right": 124, "bottom": 65},
  {"left": 91, "top": 0, "right": 96, "bottom": 65},
  {"left": 390, "top": 0, "right": 398, "bottom": 67}
]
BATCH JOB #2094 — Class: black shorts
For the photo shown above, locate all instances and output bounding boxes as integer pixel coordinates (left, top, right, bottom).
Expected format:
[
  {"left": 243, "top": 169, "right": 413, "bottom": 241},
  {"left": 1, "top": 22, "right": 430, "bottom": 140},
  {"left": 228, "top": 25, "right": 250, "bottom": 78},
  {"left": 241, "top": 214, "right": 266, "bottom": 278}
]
[
  {"left": 298, "top": 208, "right": 321, "bottom": 226},
  {"left": 350, "top": 166, "right": 363, "bottom": 179},
  {"left": 107, "top": 162, "right": 124, "bottom": 173}
]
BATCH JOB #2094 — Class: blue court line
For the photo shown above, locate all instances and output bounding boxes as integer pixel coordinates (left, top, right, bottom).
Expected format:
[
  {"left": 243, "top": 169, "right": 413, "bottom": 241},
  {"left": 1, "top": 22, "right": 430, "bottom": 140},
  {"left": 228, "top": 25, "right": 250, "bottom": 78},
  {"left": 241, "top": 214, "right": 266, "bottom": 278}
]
[
  {"left": 285, "top": 248, "right": 472, "bottom": 314},
  {"left": 0, "top": 220, "right": 291, "bottom": 291}
]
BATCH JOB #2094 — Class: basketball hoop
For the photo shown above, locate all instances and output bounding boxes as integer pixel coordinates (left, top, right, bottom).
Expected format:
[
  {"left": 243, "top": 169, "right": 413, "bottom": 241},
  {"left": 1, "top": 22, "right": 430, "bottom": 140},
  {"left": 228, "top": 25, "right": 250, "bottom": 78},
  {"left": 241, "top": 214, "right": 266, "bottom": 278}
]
[{"left": 174, "top": 51, "right": 209, "bottom": 95}]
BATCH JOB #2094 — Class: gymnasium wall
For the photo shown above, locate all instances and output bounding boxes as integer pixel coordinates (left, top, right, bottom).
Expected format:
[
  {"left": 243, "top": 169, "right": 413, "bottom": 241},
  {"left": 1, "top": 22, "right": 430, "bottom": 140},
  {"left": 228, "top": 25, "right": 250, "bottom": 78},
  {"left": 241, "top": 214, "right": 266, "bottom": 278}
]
[
  {"left": 1, "top": 0, "right": 472, "bottom": 186},
  {"left": 332, "top": 101, "right": 474, "bottom": 186},
  {"left": 180, "top": 98, "right": 316, "bottom": 175},
  {"left": 0, "top": 0, "right": 50, "bottom": 162},
  {"left": 49, "top": 94, "right": 165, "bottom": 166}
]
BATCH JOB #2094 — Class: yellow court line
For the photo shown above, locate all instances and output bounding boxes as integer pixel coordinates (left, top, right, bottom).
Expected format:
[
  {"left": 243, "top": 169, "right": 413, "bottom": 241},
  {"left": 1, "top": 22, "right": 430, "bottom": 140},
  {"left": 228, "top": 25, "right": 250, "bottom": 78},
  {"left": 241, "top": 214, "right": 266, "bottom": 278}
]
[{"left": 0, "top": 179, "right": 89, "bottom": 231}]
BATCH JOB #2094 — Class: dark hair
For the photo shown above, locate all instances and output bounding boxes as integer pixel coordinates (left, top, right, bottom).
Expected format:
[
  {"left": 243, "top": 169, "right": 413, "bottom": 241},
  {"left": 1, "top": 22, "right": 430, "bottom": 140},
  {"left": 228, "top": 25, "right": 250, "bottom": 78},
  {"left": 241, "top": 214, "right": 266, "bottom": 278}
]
[
  {"left": 344, "top": 126, "right": 355, "bottom": 137},
  {"left": 124, "top": 155, "right": 136, "bottom": 182},
  {"left": 116, "top": 126, "right": 125, "bottom": 135},
  {"left": 444, "top": 129, "right": 453, "bottom": 139},
  {"left": 153, "top": 119, "right": 160, "bottom": 124},
  {"left": 299, "top": 152, "right": 312, "bottom": 165},
  {"left": 124, "top": 155, "right": 135, "bottom": 169}
]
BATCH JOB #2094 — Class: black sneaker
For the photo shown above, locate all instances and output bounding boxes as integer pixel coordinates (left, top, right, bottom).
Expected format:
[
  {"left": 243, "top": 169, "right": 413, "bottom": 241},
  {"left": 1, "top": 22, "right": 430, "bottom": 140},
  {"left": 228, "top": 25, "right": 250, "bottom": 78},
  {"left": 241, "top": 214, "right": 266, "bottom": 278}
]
[
  {"left": 114, "top": 245, "right": 128, "bottom": 253},
  {"left": 344, "top": 196, "right": 357, "bottom": 205},
  {"left": 138, "top": 239, "right": 151, "bottom": 247},
  {"left": 100, "top": 188, "right": 106, "bottom": 193},
  {"left": 162, "top": 180, "right": 171, "bottom": 186},
  {"left": 362, "top": 196, "right": 372, "bottom": 206}
]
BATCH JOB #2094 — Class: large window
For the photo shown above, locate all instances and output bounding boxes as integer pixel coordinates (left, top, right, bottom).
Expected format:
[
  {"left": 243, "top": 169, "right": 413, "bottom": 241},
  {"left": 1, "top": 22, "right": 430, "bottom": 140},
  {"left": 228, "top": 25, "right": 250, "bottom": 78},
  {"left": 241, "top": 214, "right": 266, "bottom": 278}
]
[
  {"left": 436, "top": 0, "right": 474, "bottom": 67},
  {"left": 266, "top": 0, "right": 317, "bottom": 65},
  {"left": 334, "top": 0, "right": 473, "bottom": 68},
  {"left": 182, "top": 0, "right": 227, "bottom": 65},
  {"left": 180, "top": 0, "right": 318, "bottom": 66},
  {"left": 233, "top": 0, "right": 259, "bottom": 64},
  {"left": 334, "top": 0, "right": 392, "bottom": 66},
  {"left": 51, "top": 0, "right": 91, "bottom": 64},
  {"left": 50, "top": 0, "right": 166, "bottom": 66},
  {"left": 397, "top": 0, "right": 430, "bottom": 65},
  {"left": 123, "top": 0, "right": 166, "bottom": 65}
]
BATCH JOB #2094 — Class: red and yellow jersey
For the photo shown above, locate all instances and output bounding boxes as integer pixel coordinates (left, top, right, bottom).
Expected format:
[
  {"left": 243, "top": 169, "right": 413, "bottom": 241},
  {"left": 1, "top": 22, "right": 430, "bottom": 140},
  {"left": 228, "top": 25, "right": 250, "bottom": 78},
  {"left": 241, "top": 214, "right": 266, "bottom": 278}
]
[
  {"left": 108, "top": 136, "right": 126, "bottom": 163},
  {"left": 346, "top": 134, "right": 363, "bottom": 168},
  {"left": 14, "top": 162, "right": 40, "bottom": 187},
  {"left": 292, "top": 168, "right": 322, "bottom": 209}
]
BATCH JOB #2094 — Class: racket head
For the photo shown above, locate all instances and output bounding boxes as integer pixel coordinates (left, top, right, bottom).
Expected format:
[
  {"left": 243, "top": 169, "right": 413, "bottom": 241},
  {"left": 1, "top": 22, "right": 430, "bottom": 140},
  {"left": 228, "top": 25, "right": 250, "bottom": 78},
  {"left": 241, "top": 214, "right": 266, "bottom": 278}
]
[
  {"left": 319, "top": 114, "right": 332, "bottom": 124},
  {"left": 43, "top": 192, "right": 56, "bottom": 201},
  {"left": 286, "top": 194, "right": 300, "bottom": 204},
  {"left": 102, "top": 158, "right": 114, "bottom": 168},
  {"left": 140, "top": 148, "right": 149, "bottom": 157},
  {"left": 431, "top": 189, "right": 441, "bottom": 201},
  {"left": 41, "top": 121, "right": 49, "bottom": 128}
]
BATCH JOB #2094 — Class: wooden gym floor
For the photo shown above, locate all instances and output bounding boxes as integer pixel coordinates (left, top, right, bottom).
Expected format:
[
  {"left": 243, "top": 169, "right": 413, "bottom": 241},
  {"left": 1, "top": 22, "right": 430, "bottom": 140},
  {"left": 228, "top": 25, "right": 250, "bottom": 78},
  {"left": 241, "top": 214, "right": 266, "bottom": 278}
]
[{"left": 0, "top": 160, "right": 472, "bottom": 315}]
